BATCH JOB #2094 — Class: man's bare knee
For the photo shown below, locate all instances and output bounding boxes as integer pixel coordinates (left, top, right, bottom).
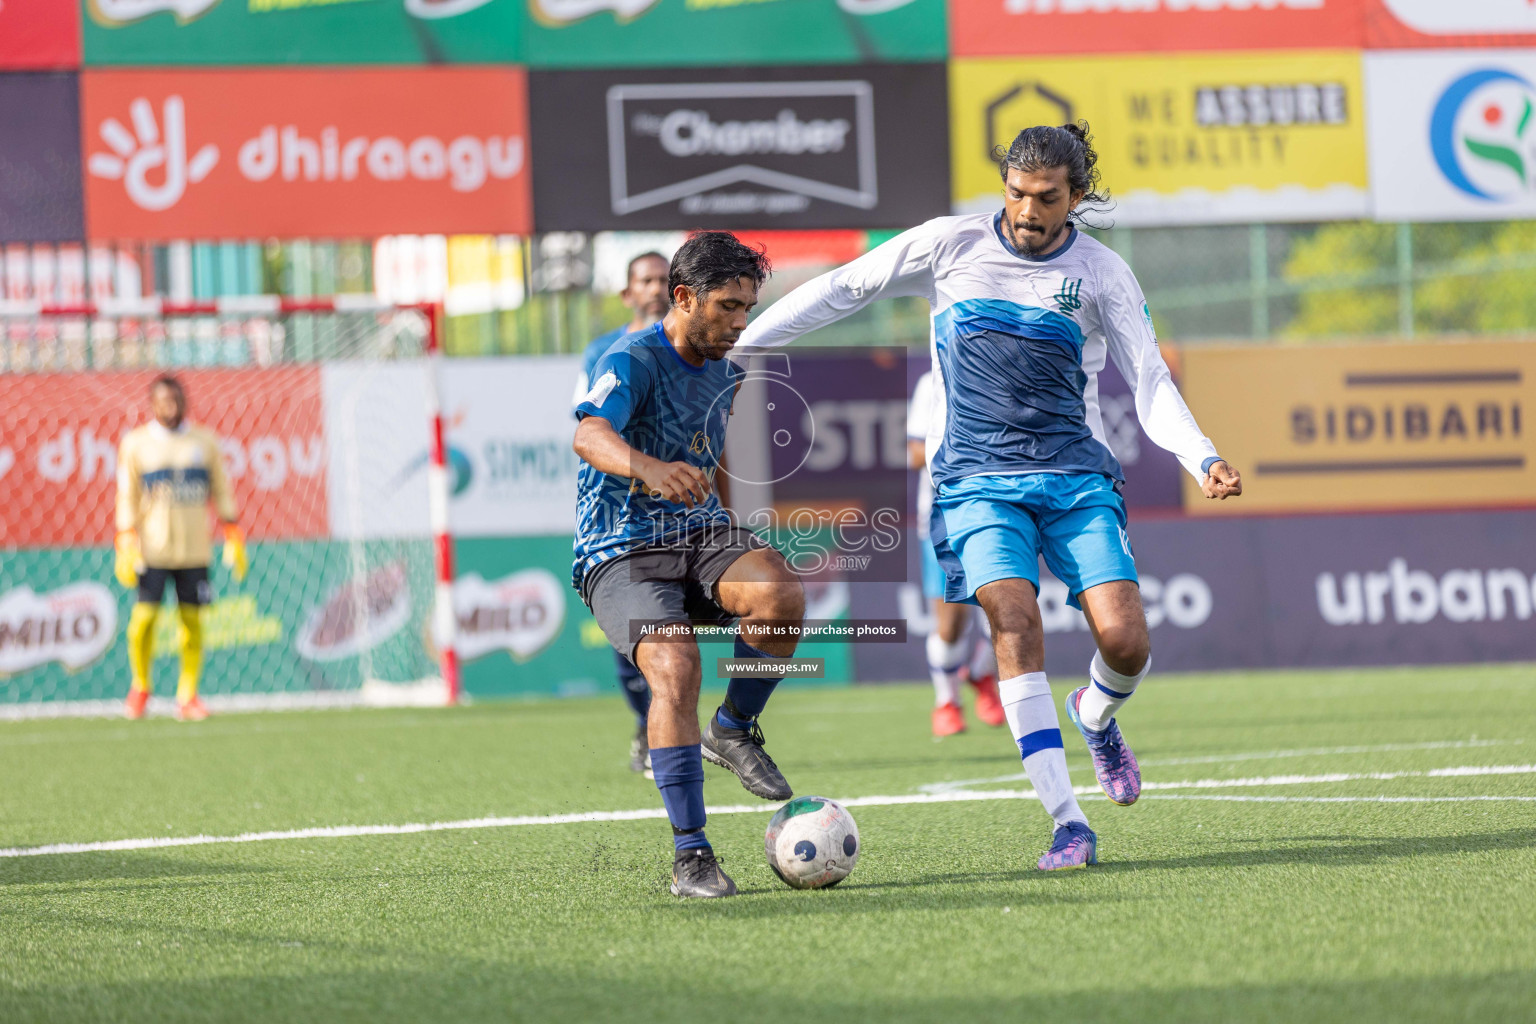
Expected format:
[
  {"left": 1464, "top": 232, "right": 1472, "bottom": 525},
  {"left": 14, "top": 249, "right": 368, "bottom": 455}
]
[
  {"left": 1097, "top": 623, "right": 1150, "bottom": 676},
  {"left": 636, "top": 637, "right": 701, "bottom": 700}
]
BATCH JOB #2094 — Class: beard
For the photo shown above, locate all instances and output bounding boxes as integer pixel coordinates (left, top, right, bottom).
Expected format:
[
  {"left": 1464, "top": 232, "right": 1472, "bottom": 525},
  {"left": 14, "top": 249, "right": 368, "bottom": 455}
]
[
  {"left": 1008, "top": 217, "right": 1068, "bottom": 256},
  {"left": 684, "top": 316, "right": 723, "bottom": 362}
]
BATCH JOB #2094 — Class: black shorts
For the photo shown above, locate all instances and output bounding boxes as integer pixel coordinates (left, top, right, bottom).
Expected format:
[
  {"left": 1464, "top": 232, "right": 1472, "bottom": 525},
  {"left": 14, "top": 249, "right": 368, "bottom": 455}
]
[
  {"left": 137, "top": 566, "right": 212, "bottom": 607},
  {"left": 581, "top": 525, "right": 769, "bottom": 665}
]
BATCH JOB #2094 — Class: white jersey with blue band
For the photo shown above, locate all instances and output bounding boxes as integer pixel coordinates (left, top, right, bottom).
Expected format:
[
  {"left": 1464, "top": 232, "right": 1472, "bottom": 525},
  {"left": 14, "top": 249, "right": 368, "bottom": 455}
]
[{"left": 738, "top": 212, "right": 1220, "bottom": 489}]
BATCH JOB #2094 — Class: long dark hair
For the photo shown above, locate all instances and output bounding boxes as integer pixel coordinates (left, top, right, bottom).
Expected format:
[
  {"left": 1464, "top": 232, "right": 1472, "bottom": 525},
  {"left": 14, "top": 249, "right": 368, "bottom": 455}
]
[{"left": 993, "top": 120, "right": 1113, "bottom": 225}]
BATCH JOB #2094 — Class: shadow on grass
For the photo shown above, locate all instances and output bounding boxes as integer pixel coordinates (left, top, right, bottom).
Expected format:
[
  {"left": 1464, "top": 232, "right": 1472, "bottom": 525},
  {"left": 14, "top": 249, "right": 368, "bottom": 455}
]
[
  {"left": 4, "top": 963, "right": 1533, "bottom": 1024},
  {"left": 0, "top": 855, "right": 275, "bottom": 889},
  {"left": 1099, "top": 827, "right": 1536, "bottom": 875}
]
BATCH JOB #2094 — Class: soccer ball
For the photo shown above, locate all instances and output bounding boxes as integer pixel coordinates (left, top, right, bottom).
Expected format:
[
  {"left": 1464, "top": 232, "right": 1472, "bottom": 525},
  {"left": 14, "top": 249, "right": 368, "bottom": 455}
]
[{"left": 764, "top": 796, "right": 860, "bottom": 890}]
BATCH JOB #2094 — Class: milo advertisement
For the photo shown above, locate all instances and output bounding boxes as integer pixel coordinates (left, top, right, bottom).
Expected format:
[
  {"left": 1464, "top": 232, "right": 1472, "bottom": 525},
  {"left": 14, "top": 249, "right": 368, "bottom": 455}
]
[
  {"left": 522, "top": 0, "right": 945, "bottom": 68},
  {"left": 452, "top": 536, "right": 854, "bottom": 699},
  {"left": 0, "top": 539, "right": 438, "bottom": 706},
  {"left": 83, "top": 0, "right": 524, "bottom": 65}
]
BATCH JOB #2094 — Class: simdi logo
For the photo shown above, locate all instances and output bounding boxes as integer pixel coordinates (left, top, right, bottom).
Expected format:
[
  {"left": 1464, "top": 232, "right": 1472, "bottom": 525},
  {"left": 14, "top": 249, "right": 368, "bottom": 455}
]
[
  {"left": 89, "top": 0, "right": 494, "bottom": 25},
  {"left": 1431, "top": 68, "right": 1536, "bottom": 201},
  {"left": 88, "top": 95, "right": 524, "bottom": 213}
]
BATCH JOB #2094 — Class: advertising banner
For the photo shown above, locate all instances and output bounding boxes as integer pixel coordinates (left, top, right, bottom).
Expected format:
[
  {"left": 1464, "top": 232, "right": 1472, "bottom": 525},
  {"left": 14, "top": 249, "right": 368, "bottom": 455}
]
[
  {"left": 530, "top": 64, "right": 950, "bottom": 231},
  {"left": 321, "top": 357, "right": 581, "bottom": 541},
  {"left": 1, "top": 3, "right": 80, "bottom": 68},
  {"left": 950, "top": 53, "right": 1368, "bottom": 226},
  {"left": 82, "top": 69, "right": 532, "bottom": 240},
  {"left": 1179, "top": 340, "right": 1536, "bottom": 513},
  {"left": 0, "top": 539, "right": 437, "bottom": 706},
  {"left": 951, "top": 0, "right": 1361, "bottom": 57},
  {"left": 523, "top": 0, "right": 945, "bottom": 69},
  {"left": 858, "top": 507, "right": 1536, "bottom": 680},
  {"left": 1365, "top": 0, "right": 1536, "bottom": 49},
  {"left": 1366, "top": 51, "right": 1536, "bottom": 221},
  {"left": 83, "top": 0, "right": 521, "bottom": 65},
  {"left": 0, "top": 74, "right": 84, "bottom": 242},
  {"left": 0, "top": 367, "right": 328, "bottom": 549},
  {"left": 452, "top": 535, "right": 610, "bottom": 698}
]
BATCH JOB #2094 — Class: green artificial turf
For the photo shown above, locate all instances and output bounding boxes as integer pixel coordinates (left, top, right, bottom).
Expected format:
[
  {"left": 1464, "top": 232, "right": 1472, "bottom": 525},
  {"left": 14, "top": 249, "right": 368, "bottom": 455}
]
[{"left": 2, "top": 666, "right": 1534, "bottom": 1023}]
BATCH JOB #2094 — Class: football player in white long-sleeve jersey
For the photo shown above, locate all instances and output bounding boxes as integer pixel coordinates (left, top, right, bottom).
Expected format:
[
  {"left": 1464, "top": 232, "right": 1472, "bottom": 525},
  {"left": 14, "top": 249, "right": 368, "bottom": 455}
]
[{"left": 739, "top": 122, "right": 1243, "bottom": 870}]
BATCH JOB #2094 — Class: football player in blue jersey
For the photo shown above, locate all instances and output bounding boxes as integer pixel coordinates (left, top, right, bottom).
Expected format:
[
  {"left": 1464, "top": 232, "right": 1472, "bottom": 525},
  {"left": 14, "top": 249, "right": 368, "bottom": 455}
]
[
  {"left": 739, "top": 122, "right": 1243, "bottom": 871},
  {"left": 573, "top": 231, "right": 804, "bottom": 899},
  {"left": 573, "top": 250, "right": 672, "bottom": 777}
]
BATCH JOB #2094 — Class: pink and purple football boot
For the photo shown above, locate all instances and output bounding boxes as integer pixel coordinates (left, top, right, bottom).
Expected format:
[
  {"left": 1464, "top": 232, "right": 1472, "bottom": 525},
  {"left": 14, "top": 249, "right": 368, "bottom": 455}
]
[
  {"left": 1037, "top": 820, "right": 1097, "bottom": 871},
  {"left": 1065, "top": 686, "right": 1142, "bottom": 806}
]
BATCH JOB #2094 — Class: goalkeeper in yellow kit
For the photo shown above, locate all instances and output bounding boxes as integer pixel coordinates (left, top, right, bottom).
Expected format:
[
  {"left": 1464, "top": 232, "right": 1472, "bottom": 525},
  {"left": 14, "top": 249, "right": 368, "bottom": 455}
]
[{"left": 115, "top": 376, "right": 247, "bottom": 721}]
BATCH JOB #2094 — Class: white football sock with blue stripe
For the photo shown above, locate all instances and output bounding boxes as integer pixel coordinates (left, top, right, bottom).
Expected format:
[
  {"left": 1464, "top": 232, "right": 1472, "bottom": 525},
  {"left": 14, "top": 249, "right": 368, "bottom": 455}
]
[
  {"left": 926, "top": 631, "right": 968, "bottom": 707},
  {"left": 1077, "top": 652, "right": 1150, "bottom": 733},
  {"left": 1001, "top": 673, "right": 1087, "bottom": 827}
]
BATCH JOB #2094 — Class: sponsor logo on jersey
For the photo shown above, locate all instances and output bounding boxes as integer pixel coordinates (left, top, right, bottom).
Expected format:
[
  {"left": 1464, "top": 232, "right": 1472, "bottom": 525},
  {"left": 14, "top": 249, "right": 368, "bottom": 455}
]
[
  {"left": 1053, "top": 277, "right": 1083, "bottom": 314},
  {"left": 1430, "top": 68, "right": 1536, "bottom": 201},
  {"left": 585, "top": 369, "right": 619, "bottom": 407}
]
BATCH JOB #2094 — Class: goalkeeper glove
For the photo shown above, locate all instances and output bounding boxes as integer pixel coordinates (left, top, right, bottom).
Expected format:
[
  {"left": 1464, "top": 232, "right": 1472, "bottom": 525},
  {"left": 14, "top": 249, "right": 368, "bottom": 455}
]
[
  {"left": 114, "top": 531, "right": 141, "bottom": 589},
  {"left": 222, "top": 523, "right": 248, "bottom": 583}
]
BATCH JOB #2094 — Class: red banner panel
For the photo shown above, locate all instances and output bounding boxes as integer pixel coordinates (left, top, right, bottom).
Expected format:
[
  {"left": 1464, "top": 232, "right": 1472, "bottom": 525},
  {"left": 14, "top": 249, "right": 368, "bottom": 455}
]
[
  {"left": 0, "top": 2, "right": 79, "bottom": 69},
  {"left": 950, "top": 0, "right": 1363, "bottom": 56},
  {"left": 0, "top": 367, "right": 328, "bottom": 548},
  {"left": 82, "top": 69, "right": 532, "bottom": 240},
  {"left": 1365, "top": 0, "right": 1536, "bottom": 48}
]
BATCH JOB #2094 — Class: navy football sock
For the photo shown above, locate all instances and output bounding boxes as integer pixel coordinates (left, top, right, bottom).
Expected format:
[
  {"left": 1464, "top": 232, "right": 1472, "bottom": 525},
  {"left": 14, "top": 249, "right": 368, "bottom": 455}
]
[
  {"left": 614, "top": 650, "right": 651, "bottom": 724},
  {"left": 650, "top": 745, "right": 708, "bottom": 851},
  {"left": 719, "top": 637, "right": 781, "bottom": 727}
]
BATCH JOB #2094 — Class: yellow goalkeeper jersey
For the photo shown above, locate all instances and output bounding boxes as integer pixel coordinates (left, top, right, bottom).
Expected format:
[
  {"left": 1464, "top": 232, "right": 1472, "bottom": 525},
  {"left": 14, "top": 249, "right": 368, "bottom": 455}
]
[{"left": 115, "top": 421, "right": 238, "bottom": 569}]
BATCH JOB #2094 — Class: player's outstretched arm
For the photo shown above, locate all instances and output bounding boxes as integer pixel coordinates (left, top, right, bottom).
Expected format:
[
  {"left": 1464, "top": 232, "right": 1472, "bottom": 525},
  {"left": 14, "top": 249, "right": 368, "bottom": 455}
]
[
  {"left": 736, "top": 222, "right": 942, "bottom": 353},
  {"left": 1098, "top": 260, "right": 1240, "bottom": 498},
  {"left": 573, "top": 415, "right": 711, "bottom": 509}
]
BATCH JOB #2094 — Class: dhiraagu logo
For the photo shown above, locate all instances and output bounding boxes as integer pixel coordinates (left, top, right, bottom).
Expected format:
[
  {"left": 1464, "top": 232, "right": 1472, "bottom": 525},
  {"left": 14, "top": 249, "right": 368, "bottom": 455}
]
[{"left": 1430, "top": 68, "right": 1536, "bottom": 202}]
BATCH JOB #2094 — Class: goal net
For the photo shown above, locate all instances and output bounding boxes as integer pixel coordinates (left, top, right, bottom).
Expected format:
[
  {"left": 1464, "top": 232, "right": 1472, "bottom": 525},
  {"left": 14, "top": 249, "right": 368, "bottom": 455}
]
[{"left": 0, "top": 298, "right": 456, "bottom": 718}]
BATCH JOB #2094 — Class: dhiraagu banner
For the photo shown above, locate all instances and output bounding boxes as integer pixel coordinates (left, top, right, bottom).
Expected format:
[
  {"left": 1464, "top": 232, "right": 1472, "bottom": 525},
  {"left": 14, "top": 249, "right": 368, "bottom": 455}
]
[
  {"left": 83, "top": 0, "right": 524, "bottom": 65},
  {"left": 950, "top": 51, "right": 1369, "bottom": 226},
  {"left": 523, "top": 0, "right": 946, "bottom": 68}
]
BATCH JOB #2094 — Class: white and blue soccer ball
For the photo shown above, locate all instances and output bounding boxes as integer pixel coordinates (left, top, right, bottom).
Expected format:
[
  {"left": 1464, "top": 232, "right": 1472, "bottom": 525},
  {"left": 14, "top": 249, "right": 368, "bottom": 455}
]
[{"left": 764, "top": 796, "right": 860, "bottom": 890}]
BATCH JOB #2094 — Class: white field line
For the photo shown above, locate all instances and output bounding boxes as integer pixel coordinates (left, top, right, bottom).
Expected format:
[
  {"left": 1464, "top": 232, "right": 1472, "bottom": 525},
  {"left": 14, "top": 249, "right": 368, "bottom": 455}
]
[
  {"left": 3, "top": 764, "right": 1533, "bottom": 860},
  {"left": 917, "top": 739, "right": 1523, "bottom": 794}
]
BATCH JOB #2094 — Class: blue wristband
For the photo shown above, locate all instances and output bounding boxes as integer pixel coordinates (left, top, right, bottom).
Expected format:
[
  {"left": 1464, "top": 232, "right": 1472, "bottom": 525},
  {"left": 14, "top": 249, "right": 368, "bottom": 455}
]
[{"left": 1201, "top": 456, "right": 1224, "bottom": 475}]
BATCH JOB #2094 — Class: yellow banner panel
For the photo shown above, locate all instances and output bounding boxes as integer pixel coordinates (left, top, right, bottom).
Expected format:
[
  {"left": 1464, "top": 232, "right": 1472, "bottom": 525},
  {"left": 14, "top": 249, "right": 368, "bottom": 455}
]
[
  {"left": 950, "top": 52, "right": 1369, "bottom": 227},
  {"left": 1180, "top": 341, "right": 1536, "bottom": 513}
]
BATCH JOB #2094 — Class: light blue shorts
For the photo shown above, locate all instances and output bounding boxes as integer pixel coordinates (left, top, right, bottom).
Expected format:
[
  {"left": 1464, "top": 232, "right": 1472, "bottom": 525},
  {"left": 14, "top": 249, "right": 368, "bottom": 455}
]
[
  {"left": 919, "top": 528, "right": 945, "bottom": 601},
  {"left": 930, "top": 472, "right": 1137, "bottom": 610}
]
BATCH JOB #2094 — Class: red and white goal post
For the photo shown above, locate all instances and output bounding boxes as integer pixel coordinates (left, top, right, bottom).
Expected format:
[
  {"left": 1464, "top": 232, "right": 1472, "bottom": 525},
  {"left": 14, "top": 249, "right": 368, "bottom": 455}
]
[{"left": 0, "top": 297, "right": 461, "bottom": 715}]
